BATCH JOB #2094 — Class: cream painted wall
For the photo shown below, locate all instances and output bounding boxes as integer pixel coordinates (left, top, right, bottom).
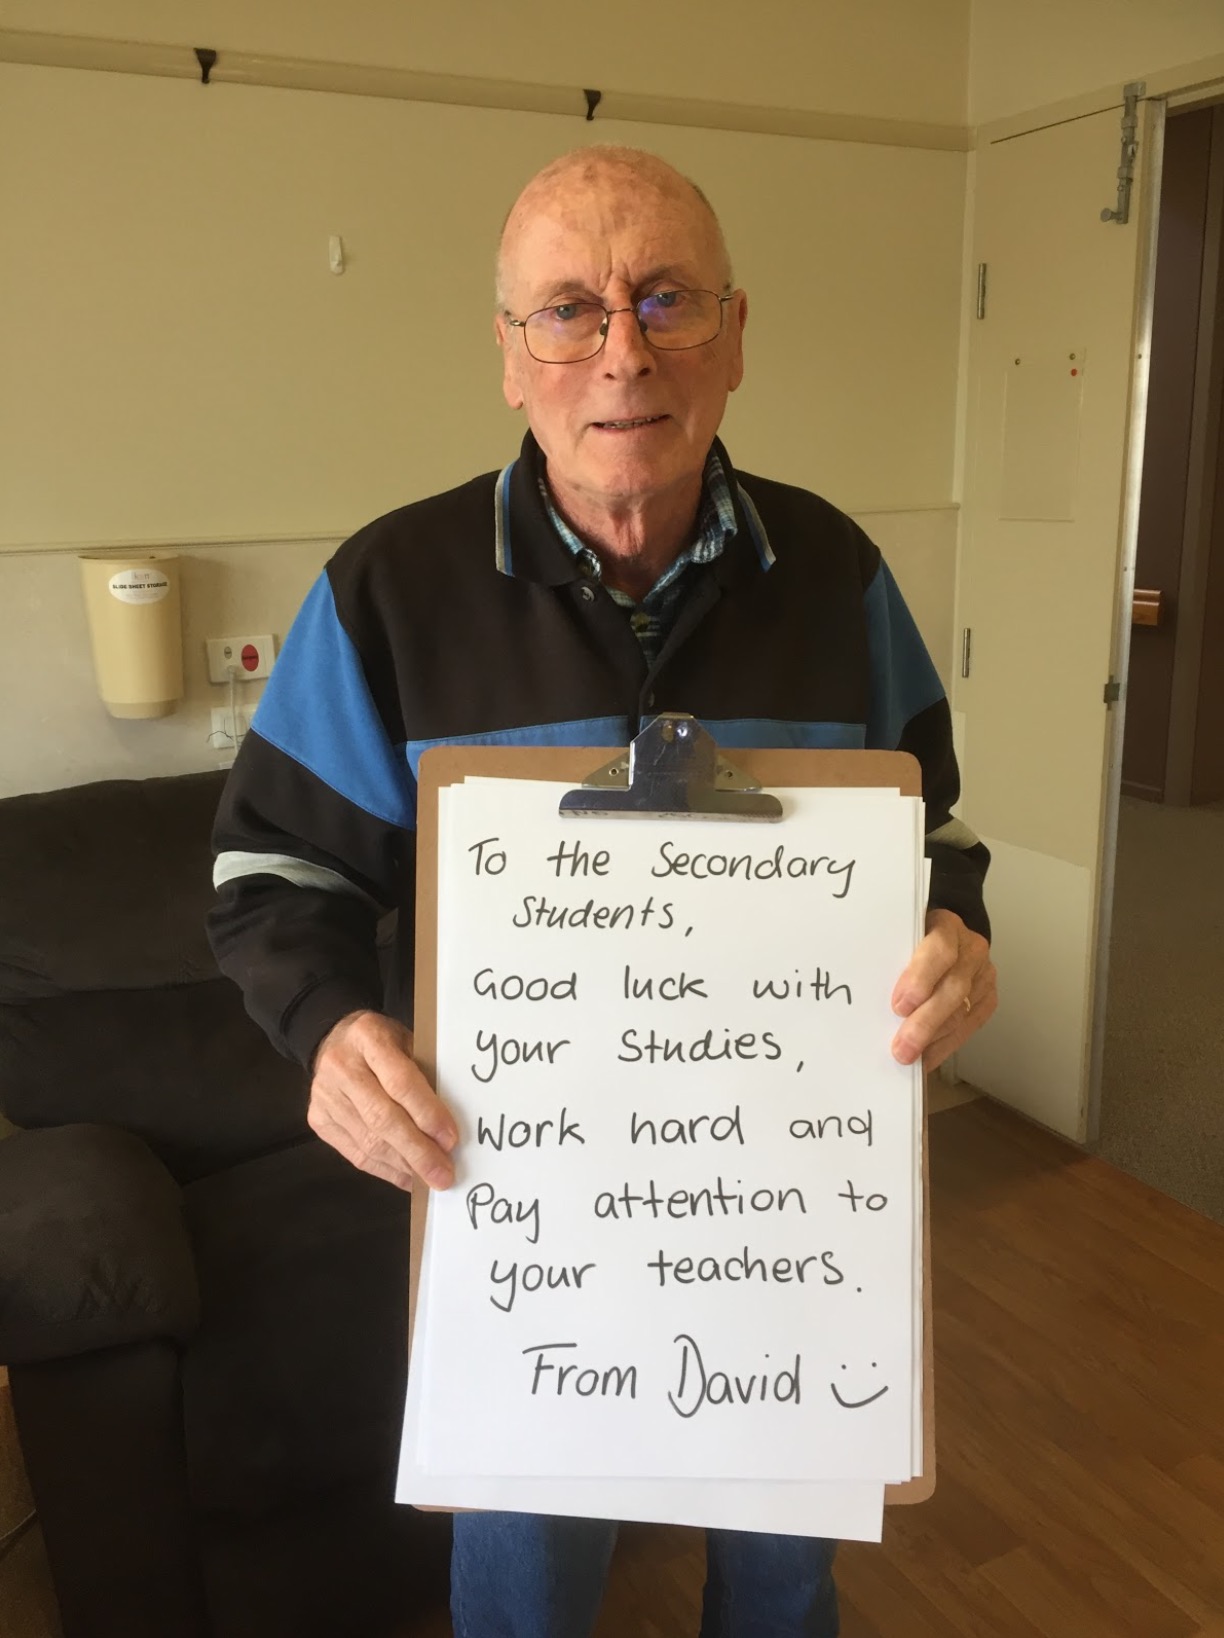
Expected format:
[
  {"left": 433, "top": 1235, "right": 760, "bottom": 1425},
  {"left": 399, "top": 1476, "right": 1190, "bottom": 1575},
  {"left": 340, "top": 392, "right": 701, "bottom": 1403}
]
[
  {"left": 0, "top": 540, "right": 330, "bottom": 798},
  {"left": 0, "top": 14, "right": 969, "bottom": 797},
  {"left": 5, "top": 0, "right": 970, "bottom": 126},
  {"left": 970, "top": 0, "right": 1224, "bottom": 126},
  {"left": 0, "top": 64, "right": 966, "bottom": 550}
]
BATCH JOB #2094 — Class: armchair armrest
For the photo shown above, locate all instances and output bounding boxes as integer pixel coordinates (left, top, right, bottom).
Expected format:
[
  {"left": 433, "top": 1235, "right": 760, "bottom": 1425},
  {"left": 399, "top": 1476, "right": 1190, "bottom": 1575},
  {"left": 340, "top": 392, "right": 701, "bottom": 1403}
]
[{"left": 0, "top": 1125, "right": 200, "bottom": 1366}]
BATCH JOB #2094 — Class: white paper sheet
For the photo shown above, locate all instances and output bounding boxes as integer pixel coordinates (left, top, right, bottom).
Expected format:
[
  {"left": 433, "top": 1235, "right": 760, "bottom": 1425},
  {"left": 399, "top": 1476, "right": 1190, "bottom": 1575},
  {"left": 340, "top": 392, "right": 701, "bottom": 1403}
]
[{"left": 406, "top": 780, "right": 924, "bottom": 1502}]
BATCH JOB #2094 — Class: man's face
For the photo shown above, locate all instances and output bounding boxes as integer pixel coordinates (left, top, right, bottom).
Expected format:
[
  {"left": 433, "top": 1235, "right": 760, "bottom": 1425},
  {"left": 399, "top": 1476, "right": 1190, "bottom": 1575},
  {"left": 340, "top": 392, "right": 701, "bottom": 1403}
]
[{"left": 495, "top": 172, "right": 746, "bottom": 515}]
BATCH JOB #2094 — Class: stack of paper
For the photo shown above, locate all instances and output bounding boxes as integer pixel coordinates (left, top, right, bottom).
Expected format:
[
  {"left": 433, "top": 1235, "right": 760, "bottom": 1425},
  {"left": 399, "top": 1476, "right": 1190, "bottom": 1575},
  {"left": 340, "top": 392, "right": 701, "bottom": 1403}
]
[{"left": 396, "top": 778, "right": 928, "bottom": 1545}]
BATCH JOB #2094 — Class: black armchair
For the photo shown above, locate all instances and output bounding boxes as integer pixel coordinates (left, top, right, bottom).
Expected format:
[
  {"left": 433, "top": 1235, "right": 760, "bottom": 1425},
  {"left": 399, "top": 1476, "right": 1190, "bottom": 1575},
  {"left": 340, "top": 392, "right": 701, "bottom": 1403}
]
[{"left": 0, "top": 771, "right": 448, "bottom": 1638}]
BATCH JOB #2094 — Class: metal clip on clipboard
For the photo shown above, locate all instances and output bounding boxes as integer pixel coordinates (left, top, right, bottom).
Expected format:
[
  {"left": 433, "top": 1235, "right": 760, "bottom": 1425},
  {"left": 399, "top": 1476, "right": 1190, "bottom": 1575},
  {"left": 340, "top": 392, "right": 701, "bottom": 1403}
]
[{"left": 559, "top": 712, "right": 782, "bottom": 822}]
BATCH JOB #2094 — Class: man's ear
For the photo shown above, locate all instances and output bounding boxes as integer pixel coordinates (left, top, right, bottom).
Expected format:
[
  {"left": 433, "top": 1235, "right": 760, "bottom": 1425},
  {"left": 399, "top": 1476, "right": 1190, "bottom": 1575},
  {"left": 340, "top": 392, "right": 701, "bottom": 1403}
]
[
  {"left": 495, "top": 313, "right": 526, "bottom": 411},
  {"left": 727, "top": 290, "right": 748, "bottom": 394}
]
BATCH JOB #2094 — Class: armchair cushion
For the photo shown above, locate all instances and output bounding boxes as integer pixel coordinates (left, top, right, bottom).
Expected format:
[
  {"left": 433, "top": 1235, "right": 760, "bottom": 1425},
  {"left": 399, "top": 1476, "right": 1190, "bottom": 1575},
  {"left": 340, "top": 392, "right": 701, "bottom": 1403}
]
[
  {"left": 0, "top": 982, "right": 310, "bottom": 1184},
  {"left": 0, "top": 769, "right": 312, "bottom": 1183},
  {"left": 0, "top": 1125, "right": 200, "bottom": 1366},
  {"left": 0, "top": 771, "right": 223, "bottom": 1003}
]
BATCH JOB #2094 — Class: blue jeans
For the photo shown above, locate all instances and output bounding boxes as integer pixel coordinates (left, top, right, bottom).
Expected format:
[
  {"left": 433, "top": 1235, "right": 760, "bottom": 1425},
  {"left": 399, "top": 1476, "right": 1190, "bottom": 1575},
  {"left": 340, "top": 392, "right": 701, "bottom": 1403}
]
[{"left": 451, "top": 1512, "right": 839, "bottom": 1637}]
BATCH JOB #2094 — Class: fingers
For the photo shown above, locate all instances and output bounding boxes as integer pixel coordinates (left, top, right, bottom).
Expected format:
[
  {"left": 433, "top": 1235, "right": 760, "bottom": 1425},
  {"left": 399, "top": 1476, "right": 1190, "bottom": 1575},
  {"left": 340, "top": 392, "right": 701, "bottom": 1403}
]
[
  {"left": 309, "top": 1010, "right": 459, "bottom": 1191},
  {"left": 307, "top": 1104, "right": 420, "bottom": 1191},
  {"left": 358, "top": 1020, "right": 458, "bottom": 1151},
  {"left": 890, "top": 909, "right": 996, "bottom": 1069},
  {"left": 891, "top": 909, "right": 962, "bottom": 1017},
  {"left": 910, "top": 965, "right": 998, "bottom": 1072}
]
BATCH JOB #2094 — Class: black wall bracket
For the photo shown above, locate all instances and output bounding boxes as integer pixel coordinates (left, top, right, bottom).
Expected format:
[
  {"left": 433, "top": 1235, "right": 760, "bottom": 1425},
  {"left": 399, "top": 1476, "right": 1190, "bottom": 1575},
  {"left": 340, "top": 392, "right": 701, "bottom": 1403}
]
[
  {"left": 195, "top": 47, "right": 217, "bottom": 85},
  {"left": 583, "top": 88, "right": 602, "bottom": 122}
]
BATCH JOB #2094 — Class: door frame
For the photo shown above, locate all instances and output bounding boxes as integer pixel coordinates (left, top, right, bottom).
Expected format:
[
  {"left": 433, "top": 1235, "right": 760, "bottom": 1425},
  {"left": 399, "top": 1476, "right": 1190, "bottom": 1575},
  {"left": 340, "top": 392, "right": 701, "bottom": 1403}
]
[
  {"left": 960, "top": 65, "right": 1224, "bottom": 1144},
  {"left": 1084, "top": 95, "right": 1166, "bottom": 1145},
  {"left": 1082, "top": 74, "right": 1224, "bottom": 1143}
]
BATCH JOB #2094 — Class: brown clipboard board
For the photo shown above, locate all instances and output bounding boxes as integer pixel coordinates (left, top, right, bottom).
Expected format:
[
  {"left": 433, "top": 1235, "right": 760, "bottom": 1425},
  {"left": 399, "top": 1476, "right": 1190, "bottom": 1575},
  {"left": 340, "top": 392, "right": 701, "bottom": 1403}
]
[{"left": 408, "top": 744, "right": 935, "bottom": 1507}]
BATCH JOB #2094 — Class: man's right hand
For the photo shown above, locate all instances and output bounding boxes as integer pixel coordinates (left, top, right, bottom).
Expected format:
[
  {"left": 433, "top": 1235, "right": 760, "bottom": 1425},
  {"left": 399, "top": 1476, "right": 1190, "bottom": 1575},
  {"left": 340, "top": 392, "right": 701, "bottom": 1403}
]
[{"left": 308, "top": 1010, "right": 458, "bottom": 1192}]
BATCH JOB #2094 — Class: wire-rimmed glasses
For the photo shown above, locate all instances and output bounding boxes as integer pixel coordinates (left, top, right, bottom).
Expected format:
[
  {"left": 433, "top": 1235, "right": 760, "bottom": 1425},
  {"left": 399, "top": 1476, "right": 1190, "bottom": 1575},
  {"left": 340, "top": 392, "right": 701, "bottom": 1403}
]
[{"left": 505, "top": 288, "right": 734, "bottom": 364}]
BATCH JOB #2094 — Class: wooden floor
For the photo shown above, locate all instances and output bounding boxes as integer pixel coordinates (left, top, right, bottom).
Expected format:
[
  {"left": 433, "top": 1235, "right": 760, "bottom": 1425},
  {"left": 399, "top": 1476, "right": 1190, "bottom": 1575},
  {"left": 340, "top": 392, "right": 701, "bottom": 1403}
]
[
  {"left": 414, "top": 1097, "right": 1224, "bottom": 1637},
  {"left": 6, "top": 1097, "right": 1223, "bottom": 1636}
]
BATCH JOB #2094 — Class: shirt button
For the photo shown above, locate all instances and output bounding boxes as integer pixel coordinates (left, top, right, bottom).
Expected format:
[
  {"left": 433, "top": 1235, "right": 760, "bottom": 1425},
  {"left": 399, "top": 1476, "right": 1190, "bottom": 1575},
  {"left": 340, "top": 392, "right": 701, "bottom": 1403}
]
[{"left": 579, "top": 585, "right": 596, "bottom": 603}]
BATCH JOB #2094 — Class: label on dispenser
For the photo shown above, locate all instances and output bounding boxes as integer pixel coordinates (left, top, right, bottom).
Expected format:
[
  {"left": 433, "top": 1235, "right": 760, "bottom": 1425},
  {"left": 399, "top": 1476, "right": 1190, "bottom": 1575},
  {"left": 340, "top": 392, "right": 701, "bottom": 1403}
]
[{"left": 108, "top": 567, "right": 170, "bottom": 604}]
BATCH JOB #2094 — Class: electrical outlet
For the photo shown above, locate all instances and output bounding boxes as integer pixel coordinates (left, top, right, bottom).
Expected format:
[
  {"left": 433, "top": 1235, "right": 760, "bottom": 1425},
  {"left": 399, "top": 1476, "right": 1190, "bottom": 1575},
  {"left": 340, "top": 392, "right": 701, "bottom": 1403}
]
[
  {"left": 210, "top": 704, "right": 257, "bottom": 752},
  {"left": 207, "top": 634, "right": 276, "bottom": 683}
]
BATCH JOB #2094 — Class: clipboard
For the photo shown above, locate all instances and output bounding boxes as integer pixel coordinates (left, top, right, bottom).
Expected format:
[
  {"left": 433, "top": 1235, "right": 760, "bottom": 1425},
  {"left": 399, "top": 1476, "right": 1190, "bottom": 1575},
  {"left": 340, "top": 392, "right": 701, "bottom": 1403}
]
[{"left": 408, "top": 718, "right": 935, "bottom": 1508}]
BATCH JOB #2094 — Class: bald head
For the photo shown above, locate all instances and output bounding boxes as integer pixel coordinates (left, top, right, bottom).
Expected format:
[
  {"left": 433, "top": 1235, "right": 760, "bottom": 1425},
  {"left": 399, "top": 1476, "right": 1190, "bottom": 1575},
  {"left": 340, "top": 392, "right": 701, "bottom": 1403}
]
[{"left": 496, "top": 146, "right": 733, "bottom": 311}]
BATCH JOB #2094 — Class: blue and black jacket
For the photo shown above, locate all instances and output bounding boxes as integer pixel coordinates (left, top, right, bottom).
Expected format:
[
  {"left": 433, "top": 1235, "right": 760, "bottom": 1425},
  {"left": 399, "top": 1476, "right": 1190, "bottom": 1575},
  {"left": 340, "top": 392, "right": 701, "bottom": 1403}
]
[{"left": 209, "top": 432, "right": 989, "bottom": 1067}]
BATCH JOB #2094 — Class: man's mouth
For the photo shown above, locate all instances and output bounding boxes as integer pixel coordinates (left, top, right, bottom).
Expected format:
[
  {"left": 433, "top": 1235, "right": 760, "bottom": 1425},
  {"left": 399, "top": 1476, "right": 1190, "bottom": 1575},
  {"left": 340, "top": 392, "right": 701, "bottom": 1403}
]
[{"left": 592, "top": 415, "right": 669, "bottom": 430}]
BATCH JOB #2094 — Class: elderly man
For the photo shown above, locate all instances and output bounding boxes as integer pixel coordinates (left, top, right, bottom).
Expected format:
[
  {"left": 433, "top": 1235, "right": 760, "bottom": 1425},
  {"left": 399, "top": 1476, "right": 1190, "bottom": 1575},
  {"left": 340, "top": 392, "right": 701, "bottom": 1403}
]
[{"left": 210, "top": 145, "right": 995, "bottom": 1638}]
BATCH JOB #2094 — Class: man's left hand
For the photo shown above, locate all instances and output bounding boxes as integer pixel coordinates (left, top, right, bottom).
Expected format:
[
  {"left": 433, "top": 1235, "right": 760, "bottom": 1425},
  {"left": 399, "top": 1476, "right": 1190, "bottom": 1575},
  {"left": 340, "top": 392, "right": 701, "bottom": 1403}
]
[{"left": 890, "top": 908, "right": 997, "bottom": 1071}]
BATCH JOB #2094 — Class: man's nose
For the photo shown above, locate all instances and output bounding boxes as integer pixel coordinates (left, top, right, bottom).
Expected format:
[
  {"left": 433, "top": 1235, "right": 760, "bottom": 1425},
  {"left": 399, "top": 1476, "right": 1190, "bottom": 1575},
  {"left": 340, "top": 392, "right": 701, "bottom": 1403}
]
[{"left": 599, "top": 306, "right": 655, "bottom": 374}]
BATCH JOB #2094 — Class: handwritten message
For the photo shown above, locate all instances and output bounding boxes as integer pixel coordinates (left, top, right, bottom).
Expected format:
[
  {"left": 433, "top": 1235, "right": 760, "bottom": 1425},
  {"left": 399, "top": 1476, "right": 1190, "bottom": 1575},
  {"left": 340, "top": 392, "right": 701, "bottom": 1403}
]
[{"left": 409, "top": 780, "right": 924, "bottom": 1491}]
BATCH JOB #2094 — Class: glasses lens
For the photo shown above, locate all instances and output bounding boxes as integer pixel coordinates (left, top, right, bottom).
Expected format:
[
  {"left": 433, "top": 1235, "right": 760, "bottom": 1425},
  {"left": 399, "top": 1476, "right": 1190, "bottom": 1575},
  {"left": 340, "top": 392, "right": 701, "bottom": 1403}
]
[
  {"left": 524, "top": 301, "right": 607, "bottom": 362},
  {"left": 637, "top": 289, "right": 722, "bottom": 349}
]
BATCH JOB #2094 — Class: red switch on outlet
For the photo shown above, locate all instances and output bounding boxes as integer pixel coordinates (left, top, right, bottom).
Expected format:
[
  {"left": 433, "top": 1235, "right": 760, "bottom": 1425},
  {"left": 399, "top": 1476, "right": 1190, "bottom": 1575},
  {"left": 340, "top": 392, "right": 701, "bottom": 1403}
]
[{"left": 206, "top": 634, "right": 276, "bottom": 683}]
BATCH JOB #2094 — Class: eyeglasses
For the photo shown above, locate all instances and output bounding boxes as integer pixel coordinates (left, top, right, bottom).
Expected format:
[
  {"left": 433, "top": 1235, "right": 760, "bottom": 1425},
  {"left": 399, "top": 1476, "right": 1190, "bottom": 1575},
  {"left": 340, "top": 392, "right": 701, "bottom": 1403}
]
[{"left": 505, "top": 288, "right": 734, "bottom": 364}]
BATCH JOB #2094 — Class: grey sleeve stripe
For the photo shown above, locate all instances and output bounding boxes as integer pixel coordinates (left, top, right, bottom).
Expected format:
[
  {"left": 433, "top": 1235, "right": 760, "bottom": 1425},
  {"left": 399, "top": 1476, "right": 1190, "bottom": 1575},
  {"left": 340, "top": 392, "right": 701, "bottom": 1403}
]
[
  {"left": 212, "top": 850, "right": 376, "bottom": 902},
  {"left": 926, "top": 817, "right": 983, "bottom": 852},
  {"left": 493, "top": 462, "right": 511, "bottom": 574}
]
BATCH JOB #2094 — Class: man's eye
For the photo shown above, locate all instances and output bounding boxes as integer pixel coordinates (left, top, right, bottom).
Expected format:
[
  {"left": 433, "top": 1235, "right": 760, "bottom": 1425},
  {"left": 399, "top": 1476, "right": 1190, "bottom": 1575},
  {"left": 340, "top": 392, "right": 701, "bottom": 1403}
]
[
  {"left": 652, "top": 290, "right": 683, "bottom": 309},
  {"left": 551, "top": 303, "right": 583, "bottom": 323}
]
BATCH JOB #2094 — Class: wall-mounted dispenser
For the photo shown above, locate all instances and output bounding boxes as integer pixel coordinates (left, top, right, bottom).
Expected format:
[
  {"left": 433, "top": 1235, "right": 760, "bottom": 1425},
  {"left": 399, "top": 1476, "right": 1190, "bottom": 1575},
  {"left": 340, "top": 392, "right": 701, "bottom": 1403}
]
[{"left": 78, "top": 551, "right": 184, "bottom": 719}]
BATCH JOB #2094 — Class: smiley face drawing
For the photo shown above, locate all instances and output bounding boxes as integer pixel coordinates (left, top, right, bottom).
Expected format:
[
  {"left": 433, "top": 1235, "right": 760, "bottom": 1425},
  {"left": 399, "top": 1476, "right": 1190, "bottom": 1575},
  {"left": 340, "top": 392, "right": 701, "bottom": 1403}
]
[{"left": 830, "top": 1362, "right": 890, "bottom": 1410}]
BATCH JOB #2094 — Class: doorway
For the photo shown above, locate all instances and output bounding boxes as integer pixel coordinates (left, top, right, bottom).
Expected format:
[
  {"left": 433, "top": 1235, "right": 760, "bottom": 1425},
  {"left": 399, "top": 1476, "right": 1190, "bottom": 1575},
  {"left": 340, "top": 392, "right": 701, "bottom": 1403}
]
[{"left": 1094, "top": 100, "right": 1224, "bottom": 1222}]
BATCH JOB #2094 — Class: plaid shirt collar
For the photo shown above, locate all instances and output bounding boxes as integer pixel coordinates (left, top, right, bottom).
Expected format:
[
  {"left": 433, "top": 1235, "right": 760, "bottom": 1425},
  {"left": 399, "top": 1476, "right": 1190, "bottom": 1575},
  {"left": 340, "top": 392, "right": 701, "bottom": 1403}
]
[{"left": 538, "top": 445, "right": 738, "bottom": 614}]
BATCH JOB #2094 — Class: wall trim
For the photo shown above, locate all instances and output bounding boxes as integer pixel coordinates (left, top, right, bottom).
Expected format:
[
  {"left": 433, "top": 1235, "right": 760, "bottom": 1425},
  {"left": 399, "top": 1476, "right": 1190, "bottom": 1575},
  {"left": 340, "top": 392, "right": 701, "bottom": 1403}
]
[
  {"left": 0, "top": 27, "right": 971, "bottom": 153},
  {"left": 0, "top": 533, "right": 345, "bottom": 560},
  {"left": 0, "top": 504, "right": 962, "bottom": 559}
]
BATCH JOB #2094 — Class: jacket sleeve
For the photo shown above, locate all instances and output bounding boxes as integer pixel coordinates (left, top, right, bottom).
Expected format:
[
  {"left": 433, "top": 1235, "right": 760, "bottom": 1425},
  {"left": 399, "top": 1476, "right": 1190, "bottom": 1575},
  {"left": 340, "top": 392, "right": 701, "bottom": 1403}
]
[
  {"left": 862, "top": 553, "right": 991, "bottom": 941},
  {"left": 207, "top": 569, "right": 416, "bottom": 1067}
]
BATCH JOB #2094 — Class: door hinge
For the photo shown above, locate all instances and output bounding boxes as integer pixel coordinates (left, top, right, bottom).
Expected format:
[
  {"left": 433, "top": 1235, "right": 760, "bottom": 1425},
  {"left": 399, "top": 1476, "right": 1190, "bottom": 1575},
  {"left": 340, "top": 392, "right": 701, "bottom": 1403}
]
[
  {"left": 961, "top": 627, "right": 973, "bottom": 679},
  {"left": 1103, "top": 677, "right": 1122, "bottom": 704},
  {"left": 976, "top": 263, "right": 987, "bottom": 320},
  {"left": 1100, "top": 81, "right": 1145, "bottom": 225}
]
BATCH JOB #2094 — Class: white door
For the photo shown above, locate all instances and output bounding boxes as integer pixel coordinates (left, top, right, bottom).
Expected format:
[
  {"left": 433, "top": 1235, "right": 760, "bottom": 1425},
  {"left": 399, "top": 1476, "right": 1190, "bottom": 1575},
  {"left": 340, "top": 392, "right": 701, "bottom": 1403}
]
[{"left": 954, "top": 99, "right": 1160, "bottom": 1141}]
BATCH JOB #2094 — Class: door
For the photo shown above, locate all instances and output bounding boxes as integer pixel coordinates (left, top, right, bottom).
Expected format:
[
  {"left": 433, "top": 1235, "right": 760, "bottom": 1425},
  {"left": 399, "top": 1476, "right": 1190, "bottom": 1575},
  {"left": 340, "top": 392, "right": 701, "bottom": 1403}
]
[
  {"left": 954, "top": 98, "right": 1161, "bottom": 1141},
  {"left": 1123, "top": 105, "right": 1224, "bottom": 806}
]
